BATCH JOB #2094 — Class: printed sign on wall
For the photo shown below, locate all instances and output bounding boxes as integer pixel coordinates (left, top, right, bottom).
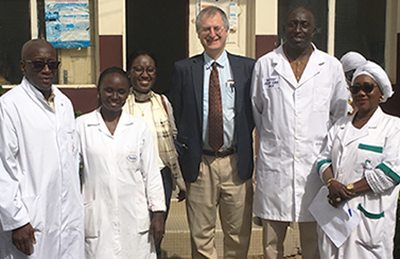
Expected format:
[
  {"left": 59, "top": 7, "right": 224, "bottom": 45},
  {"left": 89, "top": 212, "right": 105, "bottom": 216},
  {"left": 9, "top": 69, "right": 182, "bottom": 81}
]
[{"left": 45, "top": 0, "right": 90, "bottom": 48}]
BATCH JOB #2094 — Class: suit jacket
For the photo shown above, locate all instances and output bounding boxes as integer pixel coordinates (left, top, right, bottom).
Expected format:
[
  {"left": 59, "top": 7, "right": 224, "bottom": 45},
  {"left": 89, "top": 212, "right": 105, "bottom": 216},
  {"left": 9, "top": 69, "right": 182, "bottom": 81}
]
[{"left": 170, "top": 52, "right": 255, "bottom": 183}]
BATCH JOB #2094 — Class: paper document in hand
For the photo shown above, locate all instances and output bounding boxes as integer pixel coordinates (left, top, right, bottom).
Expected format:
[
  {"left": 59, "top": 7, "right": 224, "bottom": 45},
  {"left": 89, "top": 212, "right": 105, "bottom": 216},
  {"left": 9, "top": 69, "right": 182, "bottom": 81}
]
[{"left": 308, "top": 186, "right": 362, "bottom": 248}]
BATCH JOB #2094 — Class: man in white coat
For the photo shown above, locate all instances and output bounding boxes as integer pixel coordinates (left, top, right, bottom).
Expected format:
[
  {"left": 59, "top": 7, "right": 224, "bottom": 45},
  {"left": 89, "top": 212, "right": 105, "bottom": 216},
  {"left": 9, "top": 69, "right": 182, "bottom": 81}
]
[
  {"left": 0, "top": 39, "right": 84, "bottom": 258},
  {"left": 250, "top": 6, "right": 348, "bottom": 259}
]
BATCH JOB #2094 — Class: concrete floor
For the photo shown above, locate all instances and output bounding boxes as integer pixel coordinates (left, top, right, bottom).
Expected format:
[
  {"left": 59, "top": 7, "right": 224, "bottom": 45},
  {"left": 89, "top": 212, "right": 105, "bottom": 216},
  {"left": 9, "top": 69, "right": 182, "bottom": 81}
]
[{"left": 161, "top": 197, "right": 302, "bottom": 259}]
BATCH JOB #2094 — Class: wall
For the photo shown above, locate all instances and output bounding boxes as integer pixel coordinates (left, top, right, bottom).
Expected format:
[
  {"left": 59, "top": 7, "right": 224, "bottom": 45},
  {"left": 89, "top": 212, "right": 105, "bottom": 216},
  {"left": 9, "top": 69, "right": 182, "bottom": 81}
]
[{"left": 255, "top": 0, "right": 278, "bottom": 58}]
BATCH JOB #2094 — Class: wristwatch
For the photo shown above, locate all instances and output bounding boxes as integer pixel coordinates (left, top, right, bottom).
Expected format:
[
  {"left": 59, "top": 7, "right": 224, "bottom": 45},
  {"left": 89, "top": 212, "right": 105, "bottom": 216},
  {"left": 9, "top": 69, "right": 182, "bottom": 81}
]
[{"left": 346, "top": 183, "right": 356, "bottom": 195}]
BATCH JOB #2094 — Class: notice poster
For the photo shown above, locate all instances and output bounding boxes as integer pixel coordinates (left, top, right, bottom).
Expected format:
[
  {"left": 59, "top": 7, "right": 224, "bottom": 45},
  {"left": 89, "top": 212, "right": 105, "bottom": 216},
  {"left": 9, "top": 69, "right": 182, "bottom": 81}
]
[{"left": 45, "top": 0, "right": 90, "bottom": 48}]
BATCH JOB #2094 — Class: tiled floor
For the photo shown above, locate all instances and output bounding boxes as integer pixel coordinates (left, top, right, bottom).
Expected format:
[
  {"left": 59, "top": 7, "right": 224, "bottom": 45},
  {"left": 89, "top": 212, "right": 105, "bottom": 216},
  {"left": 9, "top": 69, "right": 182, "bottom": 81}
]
[{"left": 161, "top": 197, "right": 302, "bottom": 259}]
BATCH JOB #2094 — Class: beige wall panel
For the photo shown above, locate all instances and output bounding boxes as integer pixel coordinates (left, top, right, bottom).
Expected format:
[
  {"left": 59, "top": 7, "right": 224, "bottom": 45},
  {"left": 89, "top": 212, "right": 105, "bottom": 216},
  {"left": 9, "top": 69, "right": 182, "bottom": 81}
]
[
  {"left": 255, "top": 0, "right": 277, "bottom": 35},
  {"left": 98, "top": 0, "right": 124, "bottom": 35}
]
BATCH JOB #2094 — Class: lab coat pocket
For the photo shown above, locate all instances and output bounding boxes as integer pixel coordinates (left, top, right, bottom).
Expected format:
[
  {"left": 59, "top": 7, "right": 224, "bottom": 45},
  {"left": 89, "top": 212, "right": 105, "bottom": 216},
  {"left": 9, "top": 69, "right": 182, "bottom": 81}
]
[
  {"left": 84, "top": 200, "right": 98, "bottom": 238},
  {"left": 124, "top": 145, "right": 141, "bottom": 171},
  {"left": 313, "top": 88, "right": 330, "bottom": 112},
  {"left": 263, "top": 84, "right": 281, "bottom": 103},
  {"left": 259, "top": 138, "right": 281, "bottom": 171},
  {"left": 357, "top": 143, "right": 383, "bottom": 169},
  {"left": 66, "top": 130, "right": 78, "bottom": 156},
  {"left": 313, "top": 140, "right": 324, "bottom": 157},
  {"left": 357, "top": 203, "right": 385, "bottom": 248}
]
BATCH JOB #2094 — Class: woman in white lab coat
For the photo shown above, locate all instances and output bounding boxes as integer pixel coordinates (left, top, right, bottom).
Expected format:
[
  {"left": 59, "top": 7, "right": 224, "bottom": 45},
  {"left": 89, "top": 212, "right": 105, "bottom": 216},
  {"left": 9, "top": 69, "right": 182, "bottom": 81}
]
[
  {"left": 316, "top": 61, "right": 400, "bottom": 258},
  {"left": 76, "top": 67, "right": 165, "bottom": 259}
]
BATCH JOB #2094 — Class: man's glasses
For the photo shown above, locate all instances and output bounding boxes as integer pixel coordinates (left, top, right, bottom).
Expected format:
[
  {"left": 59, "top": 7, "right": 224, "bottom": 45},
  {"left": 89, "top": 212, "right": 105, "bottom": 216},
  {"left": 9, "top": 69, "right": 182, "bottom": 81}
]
[
  {"left": 25, "top": 60, "right": 60, "bottom": 71},
  {"left": 131, "top": 66, "right": 156, "bottom": 76},
  {"left": 200, "top": 26, "right": 225, "bottom": 35},
  {"left": 349, "top": 83, "right": 377, "bottom": 94}
]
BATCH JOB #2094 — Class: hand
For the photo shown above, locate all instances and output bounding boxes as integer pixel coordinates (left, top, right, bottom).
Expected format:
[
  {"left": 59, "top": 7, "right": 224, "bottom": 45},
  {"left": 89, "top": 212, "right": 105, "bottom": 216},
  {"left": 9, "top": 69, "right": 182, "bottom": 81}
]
[
  {"left": 177, "top": 190, "right": 186, "bottom": 202},
  {"left": 149, "top": 212, "right": 165, "bottom": 244},
  {"left": 327, "top": 179, "right": 353, "bottom": 208},
  {"left": 12, "top": 223, "right": 36, "bottom": 255}
]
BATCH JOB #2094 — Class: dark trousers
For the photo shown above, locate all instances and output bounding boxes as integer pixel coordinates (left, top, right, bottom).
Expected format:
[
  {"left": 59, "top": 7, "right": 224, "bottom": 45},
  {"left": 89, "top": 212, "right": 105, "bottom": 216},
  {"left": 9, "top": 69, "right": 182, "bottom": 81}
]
[{"left": 152, "top": 167, "right": 172, "bottom": 259}]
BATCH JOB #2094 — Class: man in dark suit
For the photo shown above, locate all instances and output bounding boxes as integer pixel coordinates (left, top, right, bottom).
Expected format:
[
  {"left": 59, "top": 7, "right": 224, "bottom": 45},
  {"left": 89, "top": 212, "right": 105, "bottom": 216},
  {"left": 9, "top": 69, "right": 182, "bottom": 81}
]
[{"left": 170, "top": 6, "right": 255, "bottom": 259}]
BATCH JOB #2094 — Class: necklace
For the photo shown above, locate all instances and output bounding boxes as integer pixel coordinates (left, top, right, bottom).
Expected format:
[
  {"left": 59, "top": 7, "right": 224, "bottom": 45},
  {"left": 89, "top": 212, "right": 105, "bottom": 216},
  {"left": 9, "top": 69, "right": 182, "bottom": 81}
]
[{"left": 136, "top": 104, "right": 146, "bottom": 117}]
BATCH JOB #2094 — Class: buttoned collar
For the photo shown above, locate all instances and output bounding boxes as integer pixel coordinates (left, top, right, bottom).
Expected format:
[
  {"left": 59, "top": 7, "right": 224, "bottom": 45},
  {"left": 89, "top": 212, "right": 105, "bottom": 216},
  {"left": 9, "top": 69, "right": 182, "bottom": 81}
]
[{"left": 204, "top": 50, "right": 228, "bottom": 70}]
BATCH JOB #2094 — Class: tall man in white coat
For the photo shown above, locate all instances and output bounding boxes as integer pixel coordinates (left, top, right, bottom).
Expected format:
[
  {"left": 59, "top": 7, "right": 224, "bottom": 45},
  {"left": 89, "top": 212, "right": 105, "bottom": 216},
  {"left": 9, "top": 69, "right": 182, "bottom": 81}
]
[
  {"left": 250, "top": 6, "right": 348, "bottom": 259},
  {"left": 0, "top": 39, "right": 84, "bottom": 258}
]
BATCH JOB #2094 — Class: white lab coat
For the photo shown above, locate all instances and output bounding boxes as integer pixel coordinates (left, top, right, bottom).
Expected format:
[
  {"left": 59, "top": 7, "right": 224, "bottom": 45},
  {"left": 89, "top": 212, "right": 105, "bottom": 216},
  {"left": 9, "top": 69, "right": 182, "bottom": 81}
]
[
  {"left": 76, "top": 109, "right": 165, "bottom": 259},
  {"left": 316, "top": 107, "right": 400, "bottom": 258},
  {"left": 0, "top": 78, "right": 84, "bottom": 258},
  {"left": 251, "top": 44, "right": 348, "bottom": 222}
]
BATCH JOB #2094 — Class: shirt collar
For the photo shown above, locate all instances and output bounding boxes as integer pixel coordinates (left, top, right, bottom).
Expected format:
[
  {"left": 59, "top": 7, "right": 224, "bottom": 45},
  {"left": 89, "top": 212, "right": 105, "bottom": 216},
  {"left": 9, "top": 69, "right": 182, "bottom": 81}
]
[
  {"left": 22, "top": 77, "right": 55, "bottom": 103},
  {"left": 204, "top": 50, "right": 227, "bottom": 69}
]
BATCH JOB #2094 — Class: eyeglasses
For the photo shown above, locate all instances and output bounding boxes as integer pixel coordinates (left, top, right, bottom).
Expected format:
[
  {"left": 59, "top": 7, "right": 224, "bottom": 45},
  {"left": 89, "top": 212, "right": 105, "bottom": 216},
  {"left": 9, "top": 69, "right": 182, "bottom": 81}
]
[
  {"left": 349, "top": 83, "right": 377, "bottom": 94},
  {"left": 131, "top": 66, "right": 156, "bottom": 76},
  {"left": 25, "top": 60, "right": 60, "bottom": 71},
  {"left": 200, "top": 26, "right": 225, "bottom": 35}
]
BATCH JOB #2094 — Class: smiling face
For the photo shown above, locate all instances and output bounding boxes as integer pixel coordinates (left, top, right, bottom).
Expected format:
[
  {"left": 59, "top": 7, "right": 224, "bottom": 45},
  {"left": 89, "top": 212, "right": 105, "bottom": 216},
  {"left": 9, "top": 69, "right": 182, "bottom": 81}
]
[
  {"left": 283, "top": 7, "right": 315, "bottom": 51},
  {"left": 197, "top": 11, "right": 228, "bottom": 59},
  {"left": 129, "top": 54, "right": 156, "bottom": 94},
  {"left": 351, "top": 74, "right": 382, "bottom": 115},
  {"left": 20, "top": 40, "right": 58, "bottom": 91},
  {"left": 99, "top": 72, "right": 130, "bottom": 113}
]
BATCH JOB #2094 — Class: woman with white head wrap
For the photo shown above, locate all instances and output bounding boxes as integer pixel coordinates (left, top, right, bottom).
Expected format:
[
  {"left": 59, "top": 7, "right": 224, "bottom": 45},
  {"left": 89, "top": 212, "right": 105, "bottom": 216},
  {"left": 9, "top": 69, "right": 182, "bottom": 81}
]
[
  {"left": 340, "top": 51, "right": 368, "bottom": 115},
  {"left": 340, "top": 51, "right": 367, "bottom": 73},
  {"left": 315, "top": 61, "right": 400, "bottom": 258}
]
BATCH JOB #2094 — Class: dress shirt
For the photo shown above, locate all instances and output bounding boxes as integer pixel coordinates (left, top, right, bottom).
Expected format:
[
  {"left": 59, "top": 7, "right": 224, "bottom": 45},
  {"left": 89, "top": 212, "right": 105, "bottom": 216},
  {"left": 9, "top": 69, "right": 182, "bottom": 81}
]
[{"left": 202, "top": 51, "right": 235, "bottom": 150}]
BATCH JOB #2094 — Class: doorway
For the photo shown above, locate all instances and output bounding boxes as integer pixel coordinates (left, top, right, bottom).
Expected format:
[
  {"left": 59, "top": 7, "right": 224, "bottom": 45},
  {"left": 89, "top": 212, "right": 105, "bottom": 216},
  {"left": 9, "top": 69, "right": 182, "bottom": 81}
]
[{"left": 126, "top": 0, "right": 188, "bottom": 95}]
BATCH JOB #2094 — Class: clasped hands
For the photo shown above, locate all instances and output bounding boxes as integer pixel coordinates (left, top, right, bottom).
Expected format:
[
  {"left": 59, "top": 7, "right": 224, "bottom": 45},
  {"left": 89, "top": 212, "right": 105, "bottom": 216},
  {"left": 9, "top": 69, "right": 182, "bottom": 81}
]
[{"left": 326, "top": 179, "right": 353, "bottom": 208}]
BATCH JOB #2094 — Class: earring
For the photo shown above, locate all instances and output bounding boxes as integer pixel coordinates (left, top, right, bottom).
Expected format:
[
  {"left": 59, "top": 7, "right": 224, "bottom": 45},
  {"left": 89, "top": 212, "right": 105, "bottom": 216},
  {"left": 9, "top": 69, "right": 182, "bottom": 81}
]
[{"left": 379, "top": 96, "right": 384, "bottom": 101}]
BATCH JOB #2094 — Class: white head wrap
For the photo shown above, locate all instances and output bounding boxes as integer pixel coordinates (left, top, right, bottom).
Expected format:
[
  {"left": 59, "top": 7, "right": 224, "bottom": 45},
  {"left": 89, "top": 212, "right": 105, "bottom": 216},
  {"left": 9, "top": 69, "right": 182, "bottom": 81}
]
[
  {"left": 340, "top": 52, "right": 367, "bottom": 72},
  {"left": 352, "top": 61, "right": 394, "bottom": 103}
]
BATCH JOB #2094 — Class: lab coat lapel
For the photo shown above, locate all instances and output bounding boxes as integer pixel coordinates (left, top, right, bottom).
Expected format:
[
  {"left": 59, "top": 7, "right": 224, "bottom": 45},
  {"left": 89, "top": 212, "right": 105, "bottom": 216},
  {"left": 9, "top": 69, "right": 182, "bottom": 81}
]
[
  {"left": 93, "top": 109, "right": 114, "bottom": 138},
  {"left": 340, "top": 107, "right": 384, "bottom": 146},
  {"left": 340, "top": 122, "right": 369, "bottom": 147},
  {"left": 113, "top": 111, "right": 133, "bottom": 137},
  {"left": 191, "top": 55, "right": 204, "bottom": 126},
  {"left": 273, "top": 44, "right": 323, "bottom": 89},
  {"left": 297, "top": 47, "right": 323, "bottom": 87},
  {"left": 53, "top": 88, "right": 65, "bottom": 132},
  {"left": 21, "top": 78, "right": 57, "bottom": 130},
  {"left": 273, "top": 46, "right": 297, "bottom": 88}
]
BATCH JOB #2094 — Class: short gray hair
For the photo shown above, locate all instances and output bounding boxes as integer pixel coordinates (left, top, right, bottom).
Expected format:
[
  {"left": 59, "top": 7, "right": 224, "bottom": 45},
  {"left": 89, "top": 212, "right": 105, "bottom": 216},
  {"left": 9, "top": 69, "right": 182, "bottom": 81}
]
[{"left": 195, "top": 6, "right": 229, "bottom": 33}]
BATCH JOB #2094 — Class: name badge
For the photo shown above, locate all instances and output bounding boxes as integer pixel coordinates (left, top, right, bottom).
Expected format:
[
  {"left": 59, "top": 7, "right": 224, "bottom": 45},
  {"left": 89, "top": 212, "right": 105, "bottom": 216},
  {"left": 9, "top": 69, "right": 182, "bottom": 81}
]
[
  {"left": 264, "top": 77, "right": 279, "bottom": 88},
  {"left": 126, "top": 153, "right": 138, "bottom": 163}
]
